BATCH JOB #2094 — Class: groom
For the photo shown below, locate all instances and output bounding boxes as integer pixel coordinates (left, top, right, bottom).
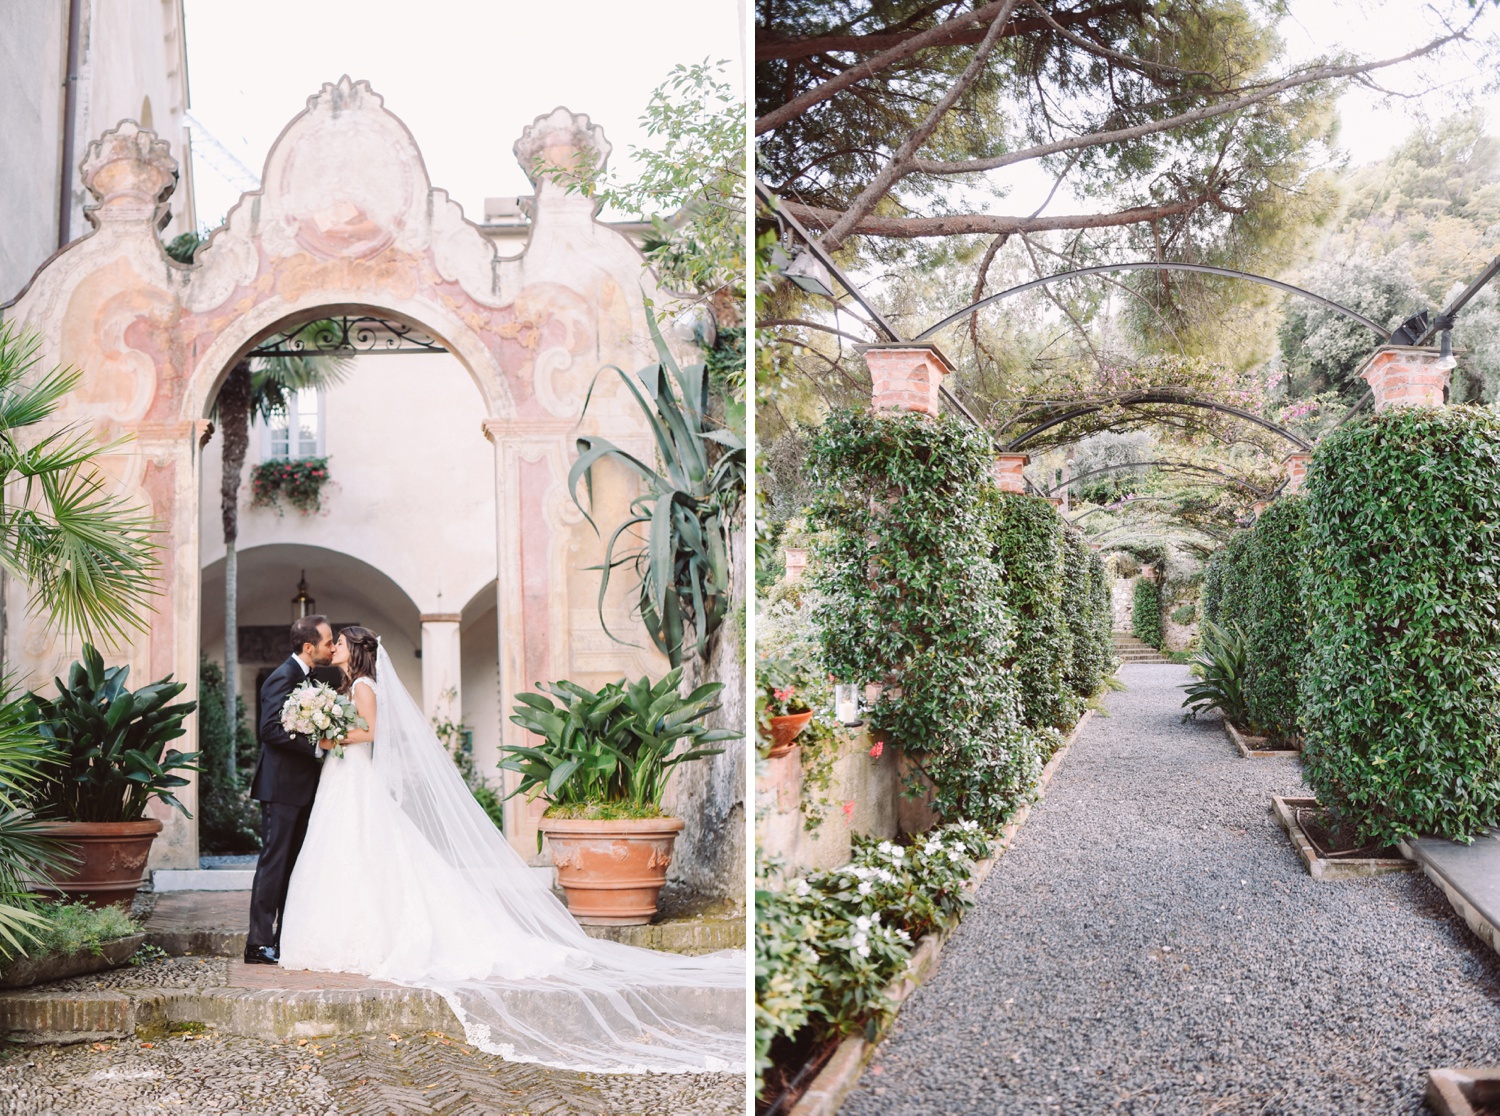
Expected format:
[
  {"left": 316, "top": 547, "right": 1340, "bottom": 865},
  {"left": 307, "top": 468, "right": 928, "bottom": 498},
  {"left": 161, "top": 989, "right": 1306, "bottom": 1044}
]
[{"left": 244, "top": 614, "right": 335, "bottom": 965}]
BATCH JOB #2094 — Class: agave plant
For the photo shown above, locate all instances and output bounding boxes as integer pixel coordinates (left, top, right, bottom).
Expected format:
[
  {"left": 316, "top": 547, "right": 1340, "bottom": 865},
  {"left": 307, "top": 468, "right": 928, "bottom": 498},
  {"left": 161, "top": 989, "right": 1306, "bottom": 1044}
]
[
  {"left": 569, "top": 306, "right": 745, "bottom": 666},
  {"left": 24, "top": 644, "right": 198, "bottom": 823},
  {"left": 503, "top": 668, "right": 740, "bottom": 818},
  {"left": 1181, "top": 620, "right": 1257, "bottom": 731}
]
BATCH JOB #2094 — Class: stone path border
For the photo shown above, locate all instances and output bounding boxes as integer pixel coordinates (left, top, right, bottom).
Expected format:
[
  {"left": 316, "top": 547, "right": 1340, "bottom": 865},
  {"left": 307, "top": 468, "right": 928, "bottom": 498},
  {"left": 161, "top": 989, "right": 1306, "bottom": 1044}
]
[
  {"left": 787, "top": 709, "right": 1094, "bottom": 1116},
  {"left": 1402, "top": 830, "right": 1500, "bottom": 961},
  {"left": 1425, "top": 1066, "right": 1500, "bottom": 1116},
  {"left": 1223, "top": 719, "right": 1296, "bottom": 758},
  {"left": 1272, "top": 795, "right": 1415, "bottom": 880}
]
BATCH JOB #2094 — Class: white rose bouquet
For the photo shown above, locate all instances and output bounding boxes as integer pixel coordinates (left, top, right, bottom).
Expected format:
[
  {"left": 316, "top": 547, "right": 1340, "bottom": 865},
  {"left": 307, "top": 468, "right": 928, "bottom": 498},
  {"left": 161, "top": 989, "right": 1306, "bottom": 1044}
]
[{"left": 280, "top": 680, "right": 367, "bottom": 759}]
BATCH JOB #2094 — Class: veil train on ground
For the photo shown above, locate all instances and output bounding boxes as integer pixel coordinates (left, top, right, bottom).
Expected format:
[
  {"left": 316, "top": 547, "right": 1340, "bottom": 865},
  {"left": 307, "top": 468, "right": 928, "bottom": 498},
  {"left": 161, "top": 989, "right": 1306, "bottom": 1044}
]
[{"left": 365, "top": 646, "right": 745, "bottom": 1074}]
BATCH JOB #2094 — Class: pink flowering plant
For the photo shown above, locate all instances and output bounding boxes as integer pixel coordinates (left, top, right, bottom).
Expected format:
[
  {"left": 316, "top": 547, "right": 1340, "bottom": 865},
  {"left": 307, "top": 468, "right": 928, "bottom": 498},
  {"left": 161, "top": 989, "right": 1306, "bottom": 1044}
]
[{"left": 251, "top": 456, "right": 331, "bottom": 515}]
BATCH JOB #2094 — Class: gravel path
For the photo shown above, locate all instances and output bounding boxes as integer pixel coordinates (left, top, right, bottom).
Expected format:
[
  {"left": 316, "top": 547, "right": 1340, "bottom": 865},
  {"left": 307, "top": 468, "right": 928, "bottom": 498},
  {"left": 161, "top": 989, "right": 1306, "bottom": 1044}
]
[{"left": 842, "top": 664, "right": 1500, "bottom": 1116}]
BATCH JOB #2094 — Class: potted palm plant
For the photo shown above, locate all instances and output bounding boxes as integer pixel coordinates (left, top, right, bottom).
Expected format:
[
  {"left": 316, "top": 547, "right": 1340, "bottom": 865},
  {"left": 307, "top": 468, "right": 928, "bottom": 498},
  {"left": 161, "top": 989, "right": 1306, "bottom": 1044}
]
[
  {"left": 503, "top": 668, "right": 739, "bottom": 925},
  {"left": 23, "top": 645, "right": 198, "bottom": 908}
]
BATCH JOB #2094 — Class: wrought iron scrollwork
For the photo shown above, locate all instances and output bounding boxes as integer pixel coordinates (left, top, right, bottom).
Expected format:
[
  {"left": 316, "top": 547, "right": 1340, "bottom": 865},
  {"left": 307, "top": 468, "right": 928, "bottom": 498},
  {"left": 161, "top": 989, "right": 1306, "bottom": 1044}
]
[{"left": 249, "top": 316, "right": 447, "bottom": 357}]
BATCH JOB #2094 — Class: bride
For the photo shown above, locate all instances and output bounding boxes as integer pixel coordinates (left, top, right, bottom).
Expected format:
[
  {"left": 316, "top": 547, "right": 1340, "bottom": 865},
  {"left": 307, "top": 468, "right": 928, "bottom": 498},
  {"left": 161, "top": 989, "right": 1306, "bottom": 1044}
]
[{"left": 277, "top": 626, "right": 744, "bottom": 1075}]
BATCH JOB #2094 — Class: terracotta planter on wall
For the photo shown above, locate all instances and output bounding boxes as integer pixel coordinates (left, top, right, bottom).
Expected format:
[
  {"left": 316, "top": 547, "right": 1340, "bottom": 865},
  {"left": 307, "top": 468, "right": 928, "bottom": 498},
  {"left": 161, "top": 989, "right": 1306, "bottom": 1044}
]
[
  {"left": 540, "top": 816, "right": 685, "bottom": 925},
  {"left": 767, "top": 711, "right": 814, "bottom": 758},
  {"left": 32, "top": 819, "right": 162, "bottom": 909}
]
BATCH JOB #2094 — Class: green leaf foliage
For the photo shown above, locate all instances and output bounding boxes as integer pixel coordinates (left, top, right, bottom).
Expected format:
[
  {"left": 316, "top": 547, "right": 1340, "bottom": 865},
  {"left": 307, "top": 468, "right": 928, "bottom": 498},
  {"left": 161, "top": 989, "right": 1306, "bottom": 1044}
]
[
  {"left": 23, "top": 645, "right": 198, "bottom": 823},
  {"left": 987, "top": 493, "right": 1078, "bottom": 733},
  {"left": 1132, "top": 578, "right": 1163, "bottom": 650},
  {"left": 1243, "top": 497, "right": 1308, "bottom": 743},
  {"left": 503, "top": 668, "right": 739, "bottom": 817},
  {"left": 808, "top": 410, "right": 1044, "bottom": 827},
  {"left": 1064, "top": 531, "right": 1114, "bottom": 702},
  {"left": 1301, "top": 406, "right": 1500, "bottom": 845},
  {"left": 195, "top": 658, "right": 260, "bottom": 854},
  {"left": 1182, "top": 619, "right": 1255, "bottom": 730}
]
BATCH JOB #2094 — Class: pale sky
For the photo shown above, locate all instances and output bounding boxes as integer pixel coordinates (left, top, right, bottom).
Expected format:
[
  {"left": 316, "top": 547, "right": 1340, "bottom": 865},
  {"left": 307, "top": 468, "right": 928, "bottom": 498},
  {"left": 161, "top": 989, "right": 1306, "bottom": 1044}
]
[{"left": 182, "top": 0, "right": 745, "bottom": 229}]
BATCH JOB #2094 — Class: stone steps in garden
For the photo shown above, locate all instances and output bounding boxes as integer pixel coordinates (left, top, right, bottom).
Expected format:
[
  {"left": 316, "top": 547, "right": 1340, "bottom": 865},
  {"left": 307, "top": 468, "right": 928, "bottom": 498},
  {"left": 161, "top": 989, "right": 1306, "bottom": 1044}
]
[{"left": 1111, "top": 634, "right": 1174, "bottom": 664}]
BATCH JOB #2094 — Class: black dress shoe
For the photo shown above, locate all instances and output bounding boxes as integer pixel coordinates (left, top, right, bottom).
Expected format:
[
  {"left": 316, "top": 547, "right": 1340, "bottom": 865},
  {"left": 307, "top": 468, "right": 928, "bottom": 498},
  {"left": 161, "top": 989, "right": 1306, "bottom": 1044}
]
[{"left": 243, "top": 945, "right": 279, "bottom": 965}]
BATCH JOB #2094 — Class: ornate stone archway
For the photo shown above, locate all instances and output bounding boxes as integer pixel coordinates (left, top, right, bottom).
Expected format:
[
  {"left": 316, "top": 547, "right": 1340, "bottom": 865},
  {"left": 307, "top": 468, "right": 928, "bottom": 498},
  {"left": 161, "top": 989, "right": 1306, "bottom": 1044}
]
[{"left": 3, "top": 78, "right": 671, "bottom": 867}]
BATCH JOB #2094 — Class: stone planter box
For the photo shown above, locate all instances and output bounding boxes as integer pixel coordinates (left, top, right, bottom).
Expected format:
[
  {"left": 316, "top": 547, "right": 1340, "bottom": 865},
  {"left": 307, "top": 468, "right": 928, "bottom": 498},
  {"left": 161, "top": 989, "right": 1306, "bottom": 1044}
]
[
  {"left": 1426, "top": 1067, "right": 1500, "bottom": 1116},
  {"left": 1223, "top": 720, "right": 1296, "bottom": 758},
  {"left": 1271, "top": 796, "right": 1414, "bottom": 881},
  {"left": 0, "top": 933, "right": 145, "bottom": 990}
]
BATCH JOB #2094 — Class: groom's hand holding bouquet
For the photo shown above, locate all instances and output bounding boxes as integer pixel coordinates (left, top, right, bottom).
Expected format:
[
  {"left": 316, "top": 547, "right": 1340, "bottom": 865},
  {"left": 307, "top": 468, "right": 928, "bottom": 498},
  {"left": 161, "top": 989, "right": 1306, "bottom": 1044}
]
[{"left": 280, "top": 680, "right": 367, "bottom": 758}]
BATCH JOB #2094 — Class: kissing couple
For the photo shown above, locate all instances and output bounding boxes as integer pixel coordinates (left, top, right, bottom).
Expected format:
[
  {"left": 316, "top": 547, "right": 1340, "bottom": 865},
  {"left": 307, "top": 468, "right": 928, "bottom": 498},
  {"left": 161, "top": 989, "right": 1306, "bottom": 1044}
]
[{"left": 241, "top": 615, "right": 744, "bottom": 1074}]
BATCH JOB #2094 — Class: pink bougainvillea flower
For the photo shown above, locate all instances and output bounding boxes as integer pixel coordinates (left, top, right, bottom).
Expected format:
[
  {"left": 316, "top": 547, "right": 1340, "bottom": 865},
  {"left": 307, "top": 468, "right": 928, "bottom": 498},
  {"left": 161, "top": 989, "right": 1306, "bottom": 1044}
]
[
  {"left": 842, "top": 801, "right": 854, "bottom": 820},
  {"left": 869, "top": 740, "right": 884, "bottom": 759}
]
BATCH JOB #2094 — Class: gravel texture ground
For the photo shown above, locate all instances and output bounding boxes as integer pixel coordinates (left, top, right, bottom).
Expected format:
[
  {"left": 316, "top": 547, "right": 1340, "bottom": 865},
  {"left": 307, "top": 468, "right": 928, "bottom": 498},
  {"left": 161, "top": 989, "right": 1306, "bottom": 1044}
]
[
  {"left": 842, "top": 664, "right": 1500, "bottom": 1116},
  {"left": 0, "top": 1029, "right": 743, "bottom": 1114}
]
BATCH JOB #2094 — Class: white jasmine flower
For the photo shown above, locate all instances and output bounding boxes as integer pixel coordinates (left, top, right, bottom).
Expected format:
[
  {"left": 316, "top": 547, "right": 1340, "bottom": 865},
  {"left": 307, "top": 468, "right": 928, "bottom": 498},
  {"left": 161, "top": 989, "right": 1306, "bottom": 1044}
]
[
  {"left": 795, "top": 879, "right": 811, "bottom": 897},
  {"left": 857, "top": 881, "right": 872, "bottom": 896}
]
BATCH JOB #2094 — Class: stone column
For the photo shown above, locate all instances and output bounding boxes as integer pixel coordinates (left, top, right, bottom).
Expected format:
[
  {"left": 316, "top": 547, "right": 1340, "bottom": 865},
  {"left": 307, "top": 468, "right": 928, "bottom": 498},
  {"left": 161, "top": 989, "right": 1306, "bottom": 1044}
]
[
  {"left": 1356, "top": 346, "right": 1456, "bottom": 411},
  {"left": 420, "top": 614, "right": 463, "bottom": 724},
  {"left": 992, "top": 453, "right": 1030, "bottom": 493},
  {"left": 1283, "top": 452, "right": 1313, "bottom": 496},
  {"left": 863, "top": 343, "right": 955, "bottom": 415}
]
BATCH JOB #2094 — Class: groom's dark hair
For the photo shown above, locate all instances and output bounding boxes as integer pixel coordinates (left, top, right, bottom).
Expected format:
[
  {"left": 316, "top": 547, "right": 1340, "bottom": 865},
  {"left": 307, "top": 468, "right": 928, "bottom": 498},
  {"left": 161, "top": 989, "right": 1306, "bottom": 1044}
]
[{"left": 291, "top": 614, "right": 329, "bottom": 655}]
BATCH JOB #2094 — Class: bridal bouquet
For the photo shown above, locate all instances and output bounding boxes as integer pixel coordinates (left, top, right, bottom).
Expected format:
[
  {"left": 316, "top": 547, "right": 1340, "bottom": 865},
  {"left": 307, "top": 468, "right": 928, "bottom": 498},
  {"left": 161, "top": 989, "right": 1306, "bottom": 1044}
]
[{"left": 280, "top": 680, "right": 366, "bottom": 759}]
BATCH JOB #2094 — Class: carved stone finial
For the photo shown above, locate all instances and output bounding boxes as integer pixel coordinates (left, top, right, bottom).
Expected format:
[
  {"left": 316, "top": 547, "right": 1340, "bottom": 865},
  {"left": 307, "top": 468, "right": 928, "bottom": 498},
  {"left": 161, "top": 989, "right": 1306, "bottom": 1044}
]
[
  {"left": 513, "top": 107, "right": 612, "bottom": 193},
  {"left": 81, "top": 121, "right": 178, "bottom": 230}
]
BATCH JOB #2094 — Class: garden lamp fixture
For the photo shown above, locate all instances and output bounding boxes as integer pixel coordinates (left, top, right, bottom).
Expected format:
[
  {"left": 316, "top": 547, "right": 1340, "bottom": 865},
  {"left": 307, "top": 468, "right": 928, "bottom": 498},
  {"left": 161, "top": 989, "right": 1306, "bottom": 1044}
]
[
  {"left": 784, "top": 249, "right": 837, "bottom": 300},
  {"left": 291, "top": 570, "right": 316, "bottom": 621},
  {"left": 835, "top": 683, "right": 862, "bottom": 727}
]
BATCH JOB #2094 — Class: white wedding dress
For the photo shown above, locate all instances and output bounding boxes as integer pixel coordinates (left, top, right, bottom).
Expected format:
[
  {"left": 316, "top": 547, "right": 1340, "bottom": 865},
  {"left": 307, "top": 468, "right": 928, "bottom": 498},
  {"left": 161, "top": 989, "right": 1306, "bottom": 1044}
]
[{"left": 277, "top": 648, "right": 744, "bottom": 1074}]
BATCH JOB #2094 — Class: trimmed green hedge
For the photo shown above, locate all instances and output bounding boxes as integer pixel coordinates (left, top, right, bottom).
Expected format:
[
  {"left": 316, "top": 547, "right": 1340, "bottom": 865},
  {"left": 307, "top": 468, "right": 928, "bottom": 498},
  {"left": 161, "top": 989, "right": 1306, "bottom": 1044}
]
[
  {"left": 810, "top": 411, "right": 1043, "bottom": 828},
  {"left": 1132, "top": 578, "right": 1163, "bottom": 649},
  {"left": 1301, "top": 406, "right": 1500, "bottom": 845},
  {"left": 1063, "top": 530, "right": 1111, "bottom": 700},
  {"left": 1243, "top": 497, "right": 1307, "bottom": 743},
  {"left": 1204, "top": 531, "right": 1253, "bottom": 635},
  {"left": 987, "top": 492, "right": 1076, "bottom": 732}
]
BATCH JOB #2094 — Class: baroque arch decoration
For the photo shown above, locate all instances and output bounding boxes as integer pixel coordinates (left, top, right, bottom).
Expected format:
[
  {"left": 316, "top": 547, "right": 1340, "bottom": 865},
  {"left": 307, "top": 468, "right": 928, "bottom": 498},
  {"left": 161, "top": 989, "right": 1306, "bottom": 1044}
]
[{"left": 2, "top": 77, "right": 675, "bottom": 866}]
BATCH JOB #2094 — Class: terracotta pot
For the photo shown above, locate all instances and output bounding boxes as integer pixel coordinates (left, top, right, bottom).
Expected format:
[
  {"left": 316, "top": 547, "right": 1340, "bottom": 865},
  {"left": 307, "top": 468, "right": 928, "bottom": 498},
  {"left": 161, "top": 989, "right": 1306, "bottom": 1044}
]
[
  {"left": 32, "top": 819, "right": 163, "bottom": 909},
  {"left": 767, "top": 711, "right": 813, "bottom": 757},
  {"left": 540, "top": 816, "right": 685, "bottom": 926}
]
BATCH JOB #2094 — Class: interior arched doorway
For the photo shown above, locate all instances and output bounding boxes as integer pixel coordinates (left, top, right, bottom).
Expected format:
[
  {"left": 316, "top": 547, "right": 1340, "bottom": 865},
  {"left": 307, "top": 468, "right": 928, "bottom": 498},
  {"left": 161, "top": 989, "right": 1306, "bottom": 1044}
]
[{"left": 2, "top": 78, "right": 673, "bottom": 867}]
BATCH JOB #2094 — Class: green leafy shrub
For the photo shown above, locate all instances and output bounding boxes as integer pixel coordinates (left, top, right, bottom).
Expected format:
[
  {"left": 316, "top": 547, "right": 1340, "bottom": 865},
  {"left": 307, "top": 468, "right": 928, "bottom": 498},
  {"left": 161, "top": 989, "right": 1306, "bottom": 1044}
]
[
  {"left": 1062, "top": 531, "right": 1112, "bottom": 700},
  {"left": 1301, "top": 406, "right": 1500, "bottom": 845},
  {"left": 14, "top": 900, "right": 138, "bottom": 958},
  {"left": 987, "top": 492, "right": 1076, "bottom": 732},
  {"left": 250, "top": 456, "right": 330, "bottom": 515},
  {"left": 1244, "top": 497, "right": 1308, "bottom": 743},
  {"left": 754, "top": 822, "right": 990, "bottom": 1095},
  {"left": 1132, "top": 578, "right": 1163, "bottom": 649},
  {"left": 196, "top": 658, "right": 261, "bottom": 854},
  {"left": 1182, "top": 620, "right": 1255, "bottom": 730},
  {"left": 809, "top": 410, "right": 1042, "bottom": 828},
  {"left": 1170, "top": 604, "right": 1196, "bottom": 625},
  {"left": 1210, "top": 531, "right": 1254, "bottom": 634},
  {"left": 24, "top": 646, "right": 198, "bottom": 822},
  {"left": 503, "top": 668, "right": 739, "bottom": 818}
]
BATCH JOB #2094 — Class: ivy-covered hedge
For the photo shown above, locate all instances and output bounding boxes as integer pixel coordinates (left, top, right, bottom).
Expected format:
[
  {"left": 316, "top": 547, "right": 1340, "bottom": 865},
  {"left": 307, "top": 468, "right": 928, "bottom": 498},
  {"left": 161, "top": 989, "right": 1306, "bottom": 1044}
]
[
  {"left": 1243, "top": 496, "right": 1307, "bottom": 743},
  {"left": 987, "top": 492, "right": 1076, "bottom": 733},
  {"left": 810, "top": 411, "right": 1043, "bottom": 827},
  {"left": 1132, "top": 577, "right": 1163, "bottom": 649},
  {"left": 1203, "top": 531, "right": 1253, "bottom": 634},
  {"left": 1301, "top": 407, "right": 1500, "bottom": 845},
  {"left": 1063, "top": 530, "right": 1112, "bottom": 701}
]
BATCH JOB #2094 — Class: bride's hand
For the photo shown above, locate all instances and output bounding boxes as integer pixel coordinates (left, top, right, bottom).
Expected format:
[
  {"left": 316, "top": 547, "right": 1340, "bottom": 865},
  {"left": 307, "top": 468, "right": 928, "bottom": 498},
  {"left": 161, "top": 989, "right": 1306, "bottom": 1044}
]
[{"left": 317, "top": 738, "right": 337, "bottom": 751}]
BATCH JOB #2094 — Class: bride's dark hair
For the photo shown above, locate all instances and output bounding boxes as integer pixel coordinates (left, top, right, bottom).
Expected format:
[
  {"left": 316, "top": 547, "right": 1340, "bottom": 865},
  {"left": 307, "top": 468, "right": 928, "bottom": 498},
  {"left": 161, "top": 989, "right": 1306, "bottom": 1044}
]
[{"left": 337, "top": 626, "right": 379, "bottom": 694}]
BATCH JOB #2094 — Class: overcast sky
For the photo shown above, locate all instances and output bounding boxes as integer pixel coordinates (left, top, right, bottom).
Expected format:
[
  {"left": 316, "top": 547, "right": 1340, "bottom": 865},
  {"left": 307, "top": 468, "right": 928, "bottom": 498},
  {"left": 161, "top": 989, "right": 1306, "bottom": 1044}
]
[{"left": 183, "top": 0, "right": 744, "bottom": 228}]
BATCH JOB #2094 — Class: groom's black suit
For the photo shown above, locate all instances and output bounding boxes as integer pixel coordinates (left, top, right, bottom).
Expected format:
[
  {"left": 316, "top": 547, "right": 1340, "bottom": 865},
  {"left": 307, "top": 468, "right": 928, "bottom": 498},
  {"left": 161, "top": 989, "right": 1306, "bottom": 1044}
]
[{"left": 246, "top": 655, "right": 324, "bottom": 957}]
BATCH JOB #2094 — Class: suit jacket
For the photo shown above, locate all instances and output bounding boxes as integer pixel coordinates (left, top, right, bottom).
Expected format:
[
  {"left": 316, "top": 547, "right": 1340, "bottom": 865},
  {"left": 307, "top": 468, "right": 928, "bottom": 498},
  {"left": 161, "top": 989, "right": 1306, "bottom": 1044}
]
[{"left": 250, "top": 656, "right": 323, "bottom": 806}]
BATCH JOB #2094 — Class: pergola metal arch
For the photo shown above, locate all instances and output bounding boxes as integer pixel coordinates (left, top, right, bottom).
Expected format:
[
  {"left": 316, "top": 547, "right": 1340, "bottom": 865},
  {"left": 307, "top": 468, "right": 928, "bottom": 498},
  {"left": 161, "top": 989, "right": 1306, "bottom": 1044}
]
[
  {"left": 1045, "top": 460, "right": 1272, "bottom": 500},
  {"left": 913, "top": 262, "right": 1393, "bottom": 344},
  {"left": 1003, "top": 390, "right": 1313, "bottom": 452}
]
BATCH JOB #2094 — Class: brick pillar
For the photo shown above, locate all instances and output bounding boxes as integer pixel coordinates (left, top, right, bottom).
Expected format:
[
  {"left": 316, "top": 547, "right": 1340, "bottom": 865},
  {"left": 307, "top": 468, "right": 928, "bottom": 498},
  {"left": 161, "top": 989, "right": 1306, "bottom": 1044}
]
[
  {"left": 1356, "top": 346, "right": 1455, "bottom": 411},
  {"left": 783, "top": 547, "right": 807, "bottom": 584},
  {"left": 864, "top": 344, "right": 955, "bottom": 415},
  {"left": 1283, "top": 452, "right": 1312, "bottom": 496},
  {"left": 992, "top": 453, "right": 1029, "bottom": 493}
]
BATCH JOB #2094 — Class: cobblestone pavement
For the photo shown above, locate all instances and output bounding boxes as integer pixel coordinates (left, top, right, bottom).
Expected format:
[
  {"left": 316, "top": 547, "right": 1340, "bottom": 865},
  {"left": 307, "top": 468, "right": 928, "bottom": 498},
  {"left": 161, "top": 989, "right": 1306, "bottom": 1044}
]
[
  {"left": 0, "top": 1028, "right": 744, "bottom": 1114},
  {"left": 842, "top": 665, "right": 1500, "bottom": 1115}
]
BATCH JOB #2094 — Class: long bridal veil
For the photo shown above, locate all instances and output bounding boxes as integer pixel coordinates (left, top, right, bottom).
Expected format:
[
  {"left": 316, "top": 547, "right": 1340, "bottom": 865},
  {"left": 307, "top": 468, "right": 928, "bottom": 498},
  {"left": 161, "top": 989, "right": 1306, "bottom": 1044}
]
[{"left": 366, "top": 646, "right": 745, "bottom": 1074}]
